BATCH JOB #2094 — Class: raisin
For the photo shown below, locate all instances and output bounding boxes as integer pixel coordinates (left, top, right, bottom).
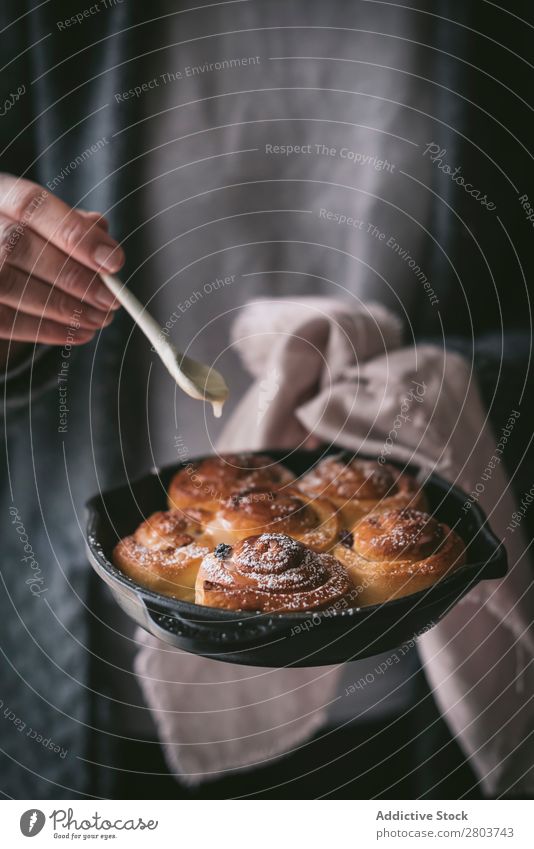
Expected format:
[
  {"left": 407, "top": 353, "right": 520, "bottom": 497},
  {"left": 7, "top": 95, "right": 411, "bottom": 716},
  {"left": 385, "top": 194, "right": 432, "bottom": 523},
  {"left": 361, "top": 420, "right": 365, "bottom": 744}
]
[{"left": 339, "top": 529, "right": 354, "bottom": 548}]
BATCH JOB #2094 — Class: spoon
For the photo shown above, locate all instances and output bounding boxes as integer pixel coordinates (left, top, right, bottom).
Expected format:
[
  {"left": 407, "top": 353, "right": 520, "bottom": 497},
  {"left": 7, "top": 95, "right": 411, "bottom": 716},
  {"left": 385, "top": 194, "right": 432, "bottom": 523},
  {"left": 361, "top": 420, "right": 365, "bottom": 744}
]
[{"left": 100, "top": 273, "right": 229, "bottom": 417}]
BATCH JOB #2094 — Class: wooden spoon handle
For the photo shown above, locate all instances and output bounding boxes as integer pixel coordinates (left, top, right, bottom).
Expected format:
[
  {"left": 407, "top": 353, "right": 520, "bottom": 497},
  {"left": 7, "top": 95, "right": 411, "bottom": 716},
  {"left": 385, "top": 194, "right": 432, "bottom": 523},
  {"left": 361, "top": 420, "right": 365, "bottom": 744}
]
[{"left": 100, "top": 272, "right": 204, "bottom": 399}]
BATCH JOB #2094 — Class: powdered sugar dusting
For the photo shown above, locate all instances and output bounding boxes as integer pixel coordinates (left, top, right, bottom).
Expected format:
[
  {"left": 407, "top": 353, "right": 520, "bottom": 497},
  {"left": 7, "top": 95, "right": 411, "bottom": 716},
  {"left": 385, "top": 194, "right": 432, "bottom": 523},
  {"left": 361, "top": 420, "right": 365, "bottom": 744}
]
[
  {"left": 198, "top": 532, "right": 352, "bottom": 611},
  {"left": 302, "top": 456, "right": 398, "bottom": 500},
  {"left": 354, "top": 508, "right": 444, "bottom": 561}
]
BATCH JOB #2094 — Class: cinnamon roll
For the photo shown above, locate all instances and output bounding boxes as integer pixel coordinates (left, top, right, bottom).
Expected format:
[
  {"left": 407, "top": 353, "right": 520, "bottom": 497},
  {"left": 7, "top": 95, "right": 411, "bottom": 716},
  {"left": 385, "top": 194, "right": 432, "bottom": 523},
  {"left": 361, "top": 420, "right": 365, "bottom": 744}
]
[
  {"left": 299, "top": 455, "right": 426, "bottom": 527},
  {"left": 113, "top": 510, "right": 211, "bottom": 601},
  {"left": 195, "top": 532, "right": 353, "bottom": 612},
  {"left": 205, "top": 486, "right": 340, "bottom": 552},
  {"left": 168, "top": 452, "right": 294, "bottom": 512},
  {"left": 335, "top": 508, "right": 466, "bottom": 605}
]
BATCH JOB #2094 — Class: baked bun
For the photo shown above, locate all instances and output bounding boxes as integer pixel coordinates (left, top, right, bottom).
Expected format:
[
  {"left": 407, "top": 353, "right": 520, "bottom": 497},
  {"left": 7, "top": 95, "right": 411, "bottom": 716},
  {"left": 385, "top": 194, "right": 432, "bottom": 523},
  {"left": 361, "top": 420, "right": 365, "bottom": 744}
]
[
  {"left": 335, "top": 508, "right": 465, "bottom": 605},
  {"left": 113, "top": 510, "right": 210, "bottom": 601},
  {"left": 195, "top": 532, "right": 353, "bottom": 612},
  {"left": 168, "top": 452, "right": 294, "bottom": 511},
  {"left": 205, "top": 486, "right": 340, "bottom": 552},
  {"left": 299, "top": 455, "right": 426, "bottom": 526}
]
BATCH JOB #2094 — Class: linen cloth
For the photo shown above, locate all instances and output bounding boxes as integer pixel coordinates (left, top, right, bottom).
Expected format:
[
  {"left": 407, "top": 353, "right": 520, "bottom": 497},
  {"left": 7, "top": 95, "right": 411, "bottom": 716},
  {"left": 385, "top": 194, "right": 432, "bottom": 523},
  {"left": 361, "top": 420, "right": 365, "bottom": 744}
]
[
  {"left": 134, "top": 300, "right": 400, "bottom": 784},
  {"left": 135, "top": 298, "right": 532, "bottom": 794}
]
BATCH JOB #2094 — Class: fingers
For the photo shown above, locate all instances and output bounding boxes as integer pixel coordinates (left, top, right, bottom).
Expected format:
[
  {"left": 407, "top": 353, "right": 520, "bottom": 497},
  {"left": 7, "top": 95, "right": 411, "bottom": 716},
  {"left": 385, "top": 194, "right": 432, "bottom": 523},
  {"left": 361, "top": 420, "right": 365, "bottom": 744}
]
[
  {"left": 0, "top": 176, "right": 121, "bottom": 349},
  {"left": 0, "top": 174, "right": 124, "bottom": 273},
  {"left": 0, "top": 264, "right": 114, "bottom": 329},
  {"left": 78, "top": 210, "right": 109, "bottom": 232},
  {"left": 0, "top": 305, "right": 97, "bottom": 346},
  {"left": 0, "top": 213, "right": 120, "bottom": 311}
]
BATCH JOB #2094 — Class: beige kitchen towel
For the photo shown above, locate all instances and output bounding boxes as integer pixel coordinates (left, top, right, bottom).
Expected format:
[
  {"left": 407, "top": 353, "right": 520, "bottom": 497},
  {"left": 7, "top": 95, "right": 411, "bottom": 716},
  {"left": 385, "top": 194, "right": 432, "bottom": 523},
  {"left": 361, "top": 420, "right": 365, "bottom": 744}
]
[
  {"left": 134, "top": 298, "right": 402, "bottom": 785},
  {"left": 222, "top": 298, "right": 533, "bottom": 795},
  {"left": 292, "top": 342, "right": 533, "bottom": 797},
  {"left": 136, "top": 297, "right": 532, "bottom": 794}
]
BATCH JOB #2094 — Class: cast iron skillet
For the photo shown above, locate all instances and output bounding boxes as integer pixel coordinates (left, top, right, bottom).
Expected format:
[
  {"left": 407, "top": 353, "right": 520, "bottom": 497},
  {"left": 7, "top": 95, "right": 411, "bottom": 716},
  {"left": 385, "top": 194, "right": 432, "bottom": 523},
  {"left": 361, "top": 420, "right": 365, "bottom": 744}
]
[{"left": 85, "top": 449, "right": 507, "bottom": 667}]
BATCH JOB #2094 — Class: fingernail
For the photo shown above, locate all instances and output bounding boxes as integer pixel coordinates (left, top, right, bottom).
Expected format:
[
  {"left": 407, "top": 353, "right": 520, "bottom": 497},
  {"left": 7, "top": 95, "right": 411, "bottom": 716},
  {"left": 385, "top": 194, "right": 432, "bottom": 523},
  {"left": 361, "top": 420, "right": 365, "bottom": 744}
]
[{"left": 93, "top": 242, "right": 125, "bottom": 272}]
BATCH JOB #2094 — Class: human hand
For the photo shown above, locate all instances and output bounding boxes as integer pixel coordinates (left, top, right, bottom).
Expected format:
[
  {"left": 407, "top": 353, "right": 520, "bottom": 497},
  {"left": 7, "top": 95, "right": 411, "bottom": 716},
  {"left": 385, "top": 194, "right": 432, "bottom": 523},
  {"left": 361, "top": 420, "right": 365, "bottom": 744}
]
[{"left": 0, "top": 173, "right": 125, "bottom": 352}]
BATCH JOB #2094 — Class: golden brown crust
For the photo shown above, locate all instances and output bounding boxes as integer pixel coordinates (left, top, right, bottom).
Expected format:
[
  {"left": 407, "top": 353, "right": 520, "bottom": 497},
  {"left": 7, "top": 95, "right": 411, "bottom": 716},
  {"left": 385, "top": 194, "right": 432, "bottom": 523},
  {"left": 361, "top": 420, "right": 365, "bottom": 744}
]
[
  {"left": 298, "top": 456, "right": 426, "bottom": 526},
  {"left": 113, "top": 510, "right": 210, "bottom": 601},
  {"left": 204, "top": 486, "right": 341, "bottom": 552},
  {"left": 195, "top": 532, "right": 353, "bottom": 612},
  {"left": 115, "top": 455, "right": 448, "bottom": 613},
  {"left": 167, "top": 452, "right": 295, "bottom": 511},
  {"left": 335, "top": 508, "right": 466, "bottom": 605}
]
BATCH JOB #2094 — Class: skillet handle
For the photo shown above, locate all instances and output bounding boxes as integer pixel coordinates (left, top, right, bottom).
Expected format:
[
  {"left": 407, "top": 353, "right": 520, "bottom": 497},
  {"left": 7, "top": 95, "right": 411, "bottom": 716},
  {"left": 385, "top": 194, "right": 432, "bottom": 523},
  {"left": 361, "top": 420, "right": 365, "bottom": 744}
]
[
  {"left": 141, "top": 601, "right": 290, "bottom": 652},
  {"left": 481, "top": 540, "right": 508, "bottom": 581}
]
